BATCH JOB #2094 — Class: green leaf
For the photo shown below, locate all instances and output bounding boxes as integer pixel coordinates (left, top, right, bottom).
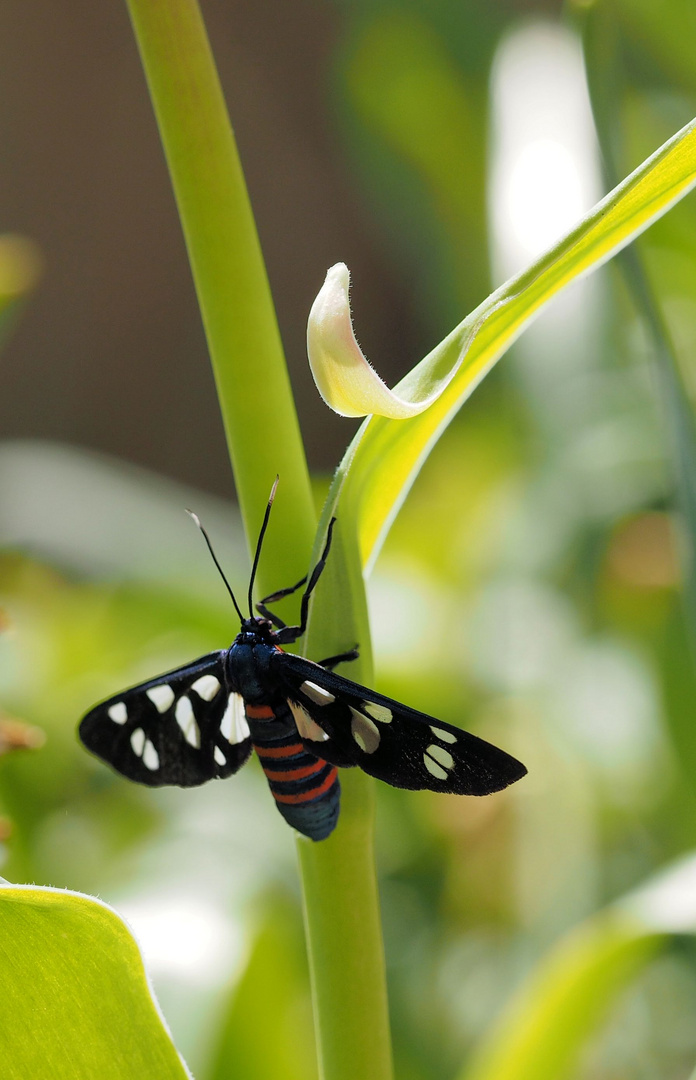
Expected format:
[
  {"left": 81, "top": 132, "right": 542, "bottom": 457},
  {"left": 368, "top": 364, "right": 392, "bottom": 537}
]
[
  {"left": 299, "top": 97, "right": 696, "bottom": 1080},
  {"left": 0, "top": 883, "right": 190, "bottom": 1079},
  {"left": 458, "top": 912, "right": 661, "bottom": 1080},
  {"left": 311, "top": 115, "right": 696, "bottom": 574},
  {"left": 457, "top": 851, "right": 696, "bottom": 1080},
  {"left": 304, "top": 123, "right": 696, "bottom": 909}
]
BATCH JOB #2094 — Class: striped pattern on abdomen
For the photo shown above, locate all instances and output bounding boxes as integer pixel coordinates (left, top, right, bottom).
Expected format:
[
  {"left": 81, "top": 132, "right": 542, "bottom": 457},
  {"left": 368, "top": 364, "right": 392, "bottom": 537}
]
[{"left": 247, "top": 703, "right": 340, "bottom": 842}]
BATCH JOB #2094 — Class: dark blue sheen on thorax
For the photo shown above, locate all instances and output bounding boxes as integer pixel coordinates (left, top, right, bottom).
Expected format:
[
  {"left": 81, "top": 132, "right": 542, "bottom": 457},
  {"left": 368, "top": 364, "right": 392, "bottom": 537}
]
[{"left": 224, "top": 639, "right": 278, "bottom": 704}]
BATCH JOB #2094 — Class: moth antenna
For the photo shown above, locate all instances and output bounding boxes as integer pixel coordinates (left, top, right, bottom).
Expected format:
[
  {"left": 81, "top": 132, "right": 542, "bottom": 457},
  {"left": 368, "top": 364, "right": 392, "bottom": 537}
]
[
  {"left": 248, "top": 476, "right": 280, "bottom": 618},
  {"left": 186, "top": 508, "right": 246, "bottom": 624}
]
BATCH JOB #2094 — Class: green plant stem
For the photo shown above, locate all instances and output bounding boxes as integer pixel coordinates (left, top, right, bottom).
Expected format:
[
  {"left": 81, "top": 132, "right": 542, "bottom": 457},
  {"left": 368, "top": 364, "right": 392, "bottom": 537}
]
[
  {"left": 124, "top": 0, "right": 314, "bottom": 587},
  {"left": 123, "top": 4, "right": 392, "bottom": 1078},
  {"left": 301, "top": 526, "right": 392, "bottom": 1080},
  {"left": 298, "top": 775, "right": 392, "bottom": 1080}
]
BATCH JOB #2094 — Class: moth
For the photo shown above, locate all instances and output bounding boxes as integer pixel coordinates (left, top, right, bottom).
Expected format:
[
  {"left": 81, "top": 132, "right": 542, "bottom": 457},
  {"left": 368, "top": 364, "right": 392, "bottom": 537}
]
[{"left": 80, "top": 481, "right": 527, "bottom": 841}]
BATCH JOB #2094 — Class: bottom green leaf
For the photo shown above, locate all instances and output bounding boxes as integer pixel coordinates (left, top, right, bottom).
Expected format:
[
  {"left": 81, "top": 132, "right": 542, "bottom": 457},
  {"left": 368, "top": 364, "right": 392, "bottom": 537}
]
[{"left": 0, "top": 883, "right": 190, "bottom": 1080}]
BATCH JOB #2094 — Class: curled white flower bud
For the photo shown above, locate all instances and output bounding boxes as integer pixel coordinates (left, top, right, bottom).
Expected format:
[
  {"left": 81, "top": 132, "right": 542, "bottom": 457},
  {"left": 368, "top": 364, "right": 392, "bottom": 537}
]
[{"left": 307, "top": 263, "right": 431, "bottom": 419}]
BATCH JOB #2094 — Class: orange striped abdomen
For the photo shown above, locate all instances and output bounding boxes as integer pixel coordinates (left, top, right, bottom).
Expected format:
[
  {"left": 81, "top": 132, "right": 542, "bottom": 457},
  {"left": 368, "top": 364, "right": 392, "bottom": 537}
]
[{"left": 247, "top": 702, "right": 340, "bottom": 841}]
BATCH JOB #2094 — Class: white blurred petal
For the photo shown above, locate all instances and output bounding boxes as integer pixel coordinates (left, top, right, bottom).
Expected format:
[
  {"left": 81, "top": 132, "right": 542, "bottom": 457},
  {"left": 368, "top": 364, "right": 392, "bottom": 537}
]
[
  {"left": 622, "top": 854, "right": 696, "bottom": 934},
  {"left": 118, "top": 893, "right": 241, "bottom": 987}
]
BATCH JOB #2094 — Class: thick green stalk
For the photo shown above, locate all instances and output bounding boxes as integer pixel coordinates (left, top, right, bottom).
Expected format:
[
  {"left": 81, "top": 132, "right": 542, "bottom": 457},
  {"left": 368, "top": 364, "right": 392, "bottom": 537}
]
[
  {"left": 300, "top": 525, "right": 392, "bottom": 1080},
  {"left": 124, "top": 0, "right": 314, "bottom": 585},
  {"left": 123, "top": 4, "right": 391, "bottom": 1078},
  {"left": 298, "top": 776, "right": 391, "bottom": 1080}
]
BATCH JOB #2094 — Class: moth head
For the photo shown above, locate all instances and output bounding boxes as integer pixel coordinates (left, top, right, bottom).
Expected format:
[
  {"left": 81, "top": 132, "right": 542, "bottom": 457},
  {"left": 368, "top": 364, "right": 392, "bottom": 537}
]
[
  {"left": 237, "top": 615, "right": 276, "bottom": 643},
  {"left": 252, "top": 615, "right": 275, "bottom": 637}
]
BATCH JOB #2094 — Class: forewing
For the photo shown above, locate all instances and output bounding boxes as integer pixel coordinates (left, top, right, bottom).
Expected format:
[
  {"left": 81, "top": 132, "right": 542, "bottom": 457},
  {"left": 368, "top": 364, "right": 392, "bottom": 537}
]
[
  {"left": 274, "top": 654, "right": 526, "bottom": 795},
  {"left": 79, "top": 651, "right": 252, "bottom": 787}
]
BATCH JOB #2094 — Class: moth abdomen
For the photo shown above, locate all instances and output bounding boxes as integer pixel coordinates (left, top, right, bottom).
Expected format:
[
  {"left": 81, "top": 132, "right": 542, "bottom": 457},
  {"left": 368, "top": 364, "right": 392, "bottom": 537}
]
[{"left": 248, "top": 701, "right": 340, "bottom": 842}]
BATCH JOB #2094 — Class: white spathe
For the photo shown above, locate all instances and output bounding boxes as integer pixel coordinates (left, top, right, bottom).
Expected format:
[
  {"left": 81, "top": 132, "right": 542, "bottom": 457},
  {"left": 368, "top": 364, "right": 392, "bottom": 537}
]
[{"left": 307, "top": 262, "right": 434, "bottom": 419}]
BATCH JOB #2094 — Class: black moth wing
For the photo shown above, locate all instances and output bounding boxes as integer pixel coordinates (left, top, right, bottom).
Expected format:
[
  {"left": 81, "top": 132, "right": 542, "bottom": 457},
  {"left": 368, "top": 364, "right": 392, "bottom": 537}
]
[
  {"left": 273, "top": 653, "right": 527, "bottom": 795},
  {"left": 79, "top": 651, "right": 252, "bottom": 787}
]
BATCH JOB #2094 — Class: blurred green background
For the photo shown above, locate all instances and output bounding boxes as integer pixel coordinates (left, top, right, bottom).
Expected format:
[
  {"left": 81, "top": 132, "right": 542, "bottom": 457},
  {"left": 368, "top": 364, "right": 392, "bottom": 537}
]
[{"left": 2, "top": 1, "right": 696, "bottom": 1078}]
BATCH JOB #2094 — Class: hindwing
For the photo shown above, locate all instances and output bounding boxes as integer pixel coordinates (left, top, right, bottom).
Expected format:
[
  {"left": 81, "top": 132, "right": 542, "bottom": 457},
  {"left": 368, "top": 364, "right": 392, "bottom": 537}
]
[
  {"left": 79, "top": 651, "right": 252, "bottom": 787},
  {"left": 273, "top": 653, "right": 526, "bottom": 795}
]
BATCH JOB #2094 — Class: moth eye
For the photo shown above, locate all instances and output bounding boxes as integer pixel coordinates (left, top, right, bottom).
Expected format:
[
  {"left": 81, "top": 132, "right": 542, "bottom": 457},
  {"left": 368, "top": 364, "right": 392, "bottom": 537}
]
[
  {"left": 349, "top": 708, "right": 380, "bottom": 753},
  {"left": 146, "top": 685, "right": 175, "bottom": 713}
]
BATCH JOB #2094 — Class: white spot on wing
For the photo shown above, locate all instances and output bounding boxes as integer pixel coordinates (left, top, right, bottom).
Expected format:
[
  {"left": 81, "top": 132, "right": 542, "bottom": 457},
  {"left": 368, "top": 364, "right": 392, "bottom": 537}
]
[
  {"left": 214, "top": 745, "right": 227, "bottom": 766},
  {"left": 175, "top": 696, "right": 193, "bottom": 725},
  {"left": 426, "top": 744, "right": 454, "bottom": 770},
  {"left": 108, "top": 702, "right": 127, "bottom": 725},
  {"left": 430, "top": 725, "right": 457, "bottom": 744},
  {"left": 220, "top": 698, "right": 232, "bottom": 739},
  {"left": 300, "top": 680, "right": 335, "bottom": 706},
  {"left": 221, "top": 694, "right": 250, "bottom": 745},
  {"left": 175, "top": 696, "right": 200, "bottom": 749},
  {"left": 289, "top": 699, "right": 329, "bottom": 741},
  {"left": 143, "top": 740, "right": 159, "bottom": 771},
  {"left": 191, "top": 674, "right": 221, "bottom": 702},
  {"left": 131, "top": 728, "right": 145, "bottom": 756},
  {"left": 423, "top": 754, "right": 448, "bottom": 780},
  {"left": 146, "top": 685, "right": 175, "bottom": 713},
  {"left": 349, "top": 707, "right": 380, "bottom": 753},
  {"left": 363, "top": 702, "right": 392, "bottom": 724}
]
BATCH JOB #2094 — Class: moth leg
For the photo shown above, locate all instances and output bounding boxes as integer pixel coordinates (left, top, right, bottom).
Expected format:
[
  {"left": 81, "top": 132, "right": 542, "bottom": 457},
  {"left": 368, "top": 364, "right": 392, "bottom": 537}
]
[
  {"left": 318, "top": 647, "right": 360, "bottom": 671},
  {"left": 256, "top": 575, "right": 309, "bottom": 628},
  {"left": 258, "top": 575, "right": 308, "bottom": 607},
  {"left": 274, "top": 518, "right": 337, "bottom": 645},
  {"left": 256, "top": 603, "right": 287, "bottom": 629}
]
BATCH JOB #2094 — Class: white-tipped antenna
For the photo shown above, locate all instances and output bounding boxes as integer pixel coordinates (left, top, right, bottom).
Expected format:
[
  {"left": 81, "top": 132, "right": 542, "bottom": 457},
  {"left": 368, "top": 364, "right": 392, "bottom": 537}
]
[
  {"left": 248, "top": 476, "right": 280, "bottom": 617},
  {"left": 186, "top": 508, "right": 246, "bottom": 623}
]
